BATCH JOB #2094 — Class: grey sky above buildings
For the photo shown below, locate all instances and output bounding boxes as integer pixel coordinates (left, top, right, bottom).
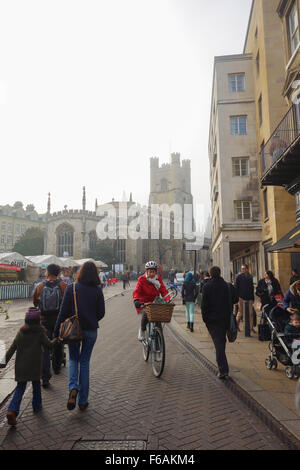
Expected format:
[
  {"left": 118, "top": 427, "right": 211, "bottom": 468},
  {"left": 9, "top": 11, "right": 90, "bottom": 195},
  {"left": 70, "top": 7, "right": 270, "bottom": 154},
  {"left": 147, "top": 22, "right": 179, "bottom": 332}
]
[{"left": 0, "top": 0, "right": 252, "bottom": 228}]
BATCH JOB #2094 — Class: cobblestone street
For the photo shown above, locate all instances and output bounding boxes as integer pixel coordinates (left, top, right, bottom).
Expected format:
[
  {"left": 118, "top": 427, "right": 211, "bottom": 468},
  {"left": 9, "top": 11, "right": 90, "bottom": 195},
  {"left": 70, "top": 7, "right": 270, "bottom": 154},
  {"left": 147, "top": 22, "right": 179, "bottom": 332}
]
[{"left": 0, "top": 290, "right": 290, "bottom": 450}]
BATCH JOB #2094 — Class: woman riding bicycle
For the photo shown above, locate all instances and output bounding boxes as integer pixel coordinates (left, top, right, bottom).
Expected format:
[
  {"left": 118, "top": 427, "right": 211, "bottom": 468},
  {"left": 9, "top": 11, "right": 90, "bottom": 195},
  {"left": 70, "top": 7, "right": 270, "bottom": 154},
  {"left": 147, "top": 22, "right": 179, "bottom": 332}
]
[{"left": 133, "top": 261, "right": 170, "bottom": 341}]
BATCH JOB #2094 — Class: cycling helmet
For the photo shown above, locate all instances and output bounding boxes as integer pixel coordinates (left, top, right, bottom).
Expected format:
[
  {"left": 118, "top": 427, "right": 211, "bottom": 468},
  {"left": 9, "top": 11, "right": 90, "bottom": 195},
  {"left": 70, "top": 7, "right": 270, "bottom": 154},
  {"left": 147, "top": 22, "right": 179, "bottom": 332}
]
[{"left": 145, "top": 260, "right": 157, "bottom": 271}]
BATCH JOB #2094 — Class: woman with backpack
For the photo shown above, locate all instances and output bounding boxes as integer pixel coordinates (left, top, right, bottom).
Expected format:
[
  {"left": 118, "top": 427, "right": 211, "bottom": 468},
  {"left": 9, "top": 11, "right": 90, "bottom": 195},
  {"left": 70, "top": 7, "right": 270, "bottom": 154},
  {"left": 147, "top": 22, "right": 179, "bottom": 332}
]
[
  {"left": 54, "top": 261, "right": 105, "bottom": 411},
  {"left": 181, "top": 272, "right": 199, "bottom": 332}
]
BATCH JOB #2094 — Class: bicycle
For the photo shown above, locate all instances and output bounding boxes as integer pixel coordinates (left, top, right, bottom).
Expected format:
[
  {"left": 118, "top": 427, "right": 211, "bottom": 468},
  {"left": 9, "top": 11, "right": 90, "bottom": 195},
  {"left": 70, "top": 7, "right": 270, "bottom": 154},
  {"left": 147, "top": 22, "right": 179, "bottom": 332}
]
[
  {"left": 140, "top": 297, "right": 175, "bottom": 378},
  {"left": 167, "top": 281, "right": 179, "bottom": 299}
]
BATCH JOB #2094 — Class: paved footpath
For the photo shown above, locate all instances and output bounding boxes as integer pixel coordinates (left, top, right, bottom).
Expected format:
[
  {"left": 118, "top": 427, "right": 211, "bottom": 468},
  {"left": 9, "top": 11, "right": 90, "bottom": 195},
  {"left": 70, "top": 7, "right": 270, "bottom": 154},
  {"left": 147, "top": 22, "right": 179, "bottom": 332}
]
[{"left": 0, "top": 288, "right": 292, "bottom": 450}]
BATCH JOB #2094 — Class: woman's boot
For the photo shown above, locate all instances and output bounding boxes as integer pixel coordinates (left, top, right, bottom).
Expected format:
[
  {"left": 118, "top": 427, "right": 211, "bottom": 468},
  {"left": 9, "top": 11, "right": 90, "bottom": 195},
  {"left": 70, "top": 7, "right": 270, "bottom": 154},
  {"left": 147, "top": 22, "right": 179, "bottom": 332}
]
[
  {"left": 190, "top": 322, "right": 194, "bottom": 332},
  {"left": 186, "top": 322, "right": 190, "bottom": 330}
]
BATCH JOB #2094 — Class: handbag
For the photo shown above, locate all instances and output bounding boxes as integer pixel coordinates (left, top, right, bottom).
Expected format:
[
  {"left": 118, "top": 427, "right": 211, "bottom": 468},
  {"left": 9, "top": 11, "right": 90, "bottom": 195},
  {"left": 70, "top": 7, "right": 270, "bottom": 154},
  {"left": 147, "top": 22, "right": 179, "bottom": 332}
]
[
  {"left": 226, "top": 283, "right": 238, "bottom": 343},
  {"left": 59, "top": 283, "right": 83, "bottom": 344}
]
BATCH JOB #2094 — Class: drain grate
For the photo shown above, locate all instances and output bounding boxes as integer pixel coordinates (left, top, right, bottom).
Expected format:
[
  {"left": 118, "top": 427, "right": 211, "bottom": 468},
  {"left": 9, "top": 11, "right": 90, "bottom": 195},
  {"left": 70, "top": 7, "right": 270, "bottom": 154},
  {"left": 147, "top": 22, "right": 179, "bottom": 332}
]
[{"left": 72, "top": 440, "right": 147, "bottom": 450}]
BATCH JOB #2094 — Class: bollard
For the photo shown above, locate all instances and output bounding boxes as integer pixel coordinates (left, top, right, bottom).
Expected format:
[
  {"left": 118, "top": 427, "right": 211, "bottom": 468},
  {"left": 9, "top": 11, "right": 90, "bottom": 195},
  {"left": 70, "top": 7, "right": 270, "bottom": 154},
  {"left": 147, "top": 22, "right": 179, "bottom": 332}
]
[{"left": 244, "top": 300, "right": 251, "bottom": 337}]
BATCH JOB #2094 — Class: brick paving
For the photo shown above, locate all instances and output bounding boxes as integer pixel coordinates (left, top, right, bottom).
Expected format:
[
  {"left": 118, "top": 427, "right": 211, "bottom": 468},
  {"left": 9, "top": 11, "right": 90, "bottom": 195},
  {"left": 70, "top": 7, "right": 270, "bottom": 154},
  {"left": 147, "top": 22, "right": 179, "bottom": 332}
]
[{"left": 0, "top": 291, "right": 289, "bottom": 450}]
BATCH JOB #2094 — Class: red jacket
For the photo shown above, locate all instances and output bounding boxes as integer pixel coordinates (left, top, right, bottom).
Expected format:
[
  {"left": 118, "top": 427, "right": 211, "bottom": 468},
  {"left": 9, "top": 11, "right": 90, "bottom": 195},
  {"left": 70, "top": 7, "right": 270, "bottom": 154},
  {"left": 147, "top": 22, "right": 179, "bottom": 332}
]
[{"left": 133, "top": 274, "right": 170, "bottom": 313}]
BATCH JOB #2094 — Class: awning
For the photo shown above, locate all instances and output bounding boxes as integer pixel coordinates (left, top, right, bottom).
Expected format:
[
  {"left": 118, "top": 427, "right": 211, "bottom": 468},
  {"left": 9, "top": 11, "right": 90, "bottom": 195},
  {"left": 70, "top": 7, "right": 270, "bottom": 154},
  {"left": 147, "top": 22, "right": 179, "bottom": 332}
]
[{"left": 267, "top": 224, "right": 300, "bottom": 253}]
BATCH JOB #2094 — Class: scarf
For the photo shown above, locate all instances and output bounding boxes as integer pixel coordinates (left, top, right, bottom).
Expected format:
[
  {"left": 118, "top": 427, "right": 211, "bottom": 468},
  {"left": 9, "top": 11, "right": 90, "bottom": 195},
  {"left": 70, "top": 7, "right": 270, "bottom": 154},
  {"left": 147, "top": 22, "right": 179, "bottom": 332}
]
[{"left": 146, "top": 273, "right": 161, "bottom": 290}]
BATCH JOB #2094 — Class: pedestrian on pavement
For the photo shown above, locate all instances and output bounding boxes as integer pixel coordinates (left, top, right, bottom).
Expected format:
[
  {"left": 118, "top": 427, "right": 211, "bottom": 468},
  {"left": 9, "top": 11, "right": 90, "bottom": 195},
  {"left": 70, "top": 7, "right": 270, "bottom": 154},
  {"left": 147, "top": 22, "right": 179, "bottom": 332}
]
[
  {"left": 235, "top": 264, "right": 255, "bottom": 333},
  {"left": 168, "top": 269, "right": 176, "bottom": 283},
  {"left": 54, "top": 261, "right": 105, "bottom": 411},
  {"left": 181, "top": 272, "right": 199, "bottom": 332},
  {"left": 290, "top": 268, "right": 300, "bottom": 286},
  {"left": 133, "top": 261, "right": 170, "bottom": 341},
  {"left": 197, "top": 271, "right": 210, "bottom": 307},
  {"left": 283, "top": 280, "right": 300, "bottom": 314},
  {"left": 33, "top": 264, "right": 67, "bottom": 387},
  {"left": 122, "top": 272, "right": 128, "bottom": 290},
  {"left": 201, "top": 266, "right": 238, "bottom": 379},
  {"left": 256, "top": 271, "right": 283, "bottom": 310},
  {"left": 0, "top": 308, "right": 58, "bottom": 426}
]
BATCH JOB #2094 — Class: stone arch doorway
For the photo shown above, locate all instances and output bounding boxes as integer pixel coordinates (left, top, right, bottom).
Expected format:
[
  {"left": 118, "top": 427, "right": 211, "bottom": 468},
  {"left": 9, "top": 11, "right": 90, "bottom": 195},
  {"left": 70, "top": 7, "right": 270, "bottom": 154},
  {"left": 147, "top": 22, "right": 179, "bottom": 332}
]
[{"left": 56, "top": 223, "right": 74, "bottom": 257}]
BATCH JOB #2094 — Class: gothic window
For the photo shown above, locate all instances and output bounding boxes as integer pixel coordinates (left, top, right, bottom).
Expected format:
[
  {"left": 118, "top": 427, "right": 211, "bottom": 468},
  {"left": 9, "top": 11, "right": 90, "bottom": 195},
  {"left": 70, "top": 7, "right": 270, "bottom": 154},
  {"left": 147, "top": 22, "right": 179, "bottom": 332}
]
[
  {"left": 89, "top": 231, "right": 97, "bottom": 252},
  {"left": 56, "top": 224, "right": 74, "bottom": 257}
]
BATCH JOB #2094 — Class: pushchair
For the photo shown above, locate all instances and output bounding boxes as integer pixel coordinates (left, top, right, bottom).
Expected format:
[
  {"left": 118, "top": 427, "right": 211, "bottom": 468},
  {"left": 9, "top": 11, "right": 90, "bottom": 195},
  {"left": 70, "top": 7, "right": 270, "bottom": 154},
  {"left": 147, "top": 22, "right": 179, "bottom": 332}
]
[{"left": 263, "top": 304, "right": 300, "bottom": 379}]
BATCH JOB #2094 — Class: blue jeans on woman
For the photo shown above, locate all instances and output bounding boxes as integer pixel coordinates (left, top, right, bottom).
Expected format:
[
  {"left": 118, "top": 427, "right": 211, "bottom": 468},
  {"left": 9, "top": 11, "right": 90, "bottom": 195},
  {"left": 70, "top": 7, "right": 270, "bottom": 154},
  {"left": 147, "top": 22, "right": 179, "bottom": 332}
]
[
  {"left": 68, "top": 329, "right": 97, "bottom": 406},
  {"left": 185, "top": 301, "right": 195, "bottom": 324},
  {"left": 8, "top": 381, "right": 42, "bottom": 415}
]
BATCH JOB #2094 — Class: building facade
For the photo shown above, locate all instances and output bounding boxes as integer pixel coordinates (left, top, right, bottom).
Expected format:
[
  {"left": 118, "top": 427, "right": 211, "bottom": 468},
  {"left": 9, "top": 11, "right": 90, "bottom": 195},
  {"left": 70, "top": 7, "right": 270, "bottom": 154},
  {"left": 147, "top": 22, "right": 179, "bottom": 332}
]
[
  {"left": 244, "top": 0, "right": 298, "bottom": 292},
  {"left": 0, "top": 202, "right": 46, "bottom": 253},
  {"left": 208, "top": 54, "right": 262, "bottom": 283}
]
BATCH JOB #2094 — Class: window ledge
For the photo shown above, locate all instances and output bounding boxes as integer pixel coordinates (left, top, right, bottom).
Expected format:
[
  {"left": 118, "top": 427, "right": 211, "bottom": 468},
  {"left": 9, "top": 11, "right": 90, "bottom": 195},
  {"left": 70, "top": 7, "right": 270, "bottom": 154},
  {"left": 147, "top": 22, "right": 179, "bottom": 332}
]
[{"left": 286, "top": 42, "right": 300, "bottom": 70}]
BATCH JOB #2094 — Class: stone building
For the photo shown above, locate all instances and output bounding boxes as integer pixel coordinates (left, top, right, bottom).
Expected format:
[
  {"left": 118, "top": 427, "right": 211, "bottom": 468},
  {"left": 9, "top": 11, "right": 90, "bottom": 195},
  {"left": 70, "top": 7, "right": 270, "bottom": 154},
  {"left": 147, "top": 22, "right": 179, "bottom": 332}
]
[
  {"left": 208, "top": 54, "right": 262, "bottom": 283},
  {"left": 255, "top": 0, "right": 300, "bottom": 288},
  {"left": 148, "top": 153, "right": 195, "bottom": 271},
  {"left": 244, "top": 0, "right": 298, "bottom": 291},
  {"left": 0, "top": 202, "right": 46, "bottom": 253}
]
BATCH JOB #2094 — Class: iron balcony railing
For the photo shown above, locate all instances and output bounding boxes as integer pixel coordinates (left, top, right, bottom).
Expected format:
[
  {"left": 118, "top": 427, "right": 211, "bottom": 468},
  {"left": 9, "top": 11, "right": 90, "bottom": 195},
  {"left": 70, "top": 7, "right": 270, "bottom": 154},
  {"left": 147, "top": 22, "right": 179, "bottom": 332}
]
[{"left": 261, "top": 101, "right": 300, "bottom": 177}]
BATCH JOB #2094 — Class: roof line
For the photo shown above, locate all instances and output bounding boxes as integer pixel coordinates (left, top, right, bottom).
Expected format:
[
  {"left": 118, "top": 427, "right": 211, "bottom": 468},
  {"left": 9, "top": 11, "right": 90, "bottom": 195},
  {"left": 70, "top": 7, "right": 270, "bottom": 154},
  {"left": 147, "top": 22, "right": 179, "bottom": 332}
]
[{"left": 243, "top": 0, "right": 255, "bottom": 54}]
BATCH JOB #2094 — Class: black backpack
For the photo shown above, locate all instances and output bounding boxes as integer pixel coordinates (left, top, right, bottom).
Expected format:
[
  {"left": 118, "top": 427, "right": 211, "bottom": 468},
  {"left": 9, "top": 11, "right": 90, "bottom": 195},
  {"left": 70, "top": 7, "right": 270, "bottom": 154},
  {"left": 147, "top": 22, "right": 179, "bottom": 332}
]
[{"left": 40, "top": 280, "right": 62, "bottom": 313}]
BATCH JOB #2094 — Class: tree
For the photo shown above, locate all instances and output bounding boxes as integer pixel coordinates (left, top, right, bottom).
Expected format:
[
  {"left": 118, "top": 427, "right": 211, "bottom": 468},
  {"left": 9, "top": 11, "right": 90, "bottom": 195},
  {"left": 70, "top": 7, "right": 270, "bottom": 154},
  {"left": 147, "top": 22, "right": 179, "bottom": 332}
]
[
  {"left": 13, "top": 227, "right": 44, "bottom": 255},
  {"left": 89, "top": 239, "right": 114, "bottom": 268}
]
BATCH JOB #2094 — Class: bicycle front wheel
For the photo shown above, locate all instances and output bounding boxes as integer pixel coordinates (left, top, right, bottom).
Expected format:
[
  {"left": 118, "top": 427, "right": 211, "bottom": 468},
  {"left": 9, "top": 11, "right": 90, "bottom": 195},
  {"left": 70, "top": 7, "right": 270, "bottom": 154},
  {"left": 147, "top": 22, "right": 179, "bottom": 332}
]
[
  {"left": 151, "top": 327, "right": 165, "bottom": 378},
  {"left": 142, "top": 328, "right": 150, "bottom": 362}
]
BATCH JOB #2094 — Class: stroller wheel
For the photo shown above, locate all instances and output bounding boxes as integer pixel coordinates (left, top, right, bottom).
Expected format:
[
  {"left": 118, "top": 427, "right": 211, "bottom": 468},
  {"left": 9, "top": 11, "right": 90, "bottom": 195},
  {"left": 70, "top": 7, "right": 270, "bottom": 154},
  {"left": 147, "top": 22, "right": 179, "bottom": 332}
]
[
  {"left": 265, "top": 356, "right": 275, "bottom": 370},
  {"left": 271, "top": 358, "right": 278, "bottom": 370},
  {"left": 285, "top": 366, "right": 295, "bottom": 379}
]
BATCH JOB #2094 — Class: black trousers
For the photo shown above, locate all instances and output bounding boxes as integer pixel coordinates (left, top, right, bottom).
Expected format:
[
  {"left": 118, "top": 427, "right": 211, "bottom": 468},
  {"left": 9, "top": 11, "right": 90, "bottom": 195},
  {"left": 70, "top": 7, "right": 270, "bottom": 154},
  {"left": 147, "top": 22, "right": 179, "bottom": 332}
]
[
  {"left": 140, "top": 310, "right": 148, "bottom": 331},
  {"left": 206, "top": 323, "right": 229, "bottom": 375}
]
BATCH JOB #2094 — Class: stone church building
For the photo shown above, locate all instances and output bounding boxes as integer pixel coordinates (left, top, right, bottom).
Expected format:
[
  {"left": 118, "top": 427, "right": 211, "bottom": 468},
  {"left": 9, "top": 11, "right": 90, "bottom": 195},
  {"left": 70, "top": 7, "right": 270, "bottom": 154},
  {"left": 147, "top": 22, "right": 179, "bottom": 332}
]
[{"left": 42, "top": 153, "right": 208, "bottom": 272}]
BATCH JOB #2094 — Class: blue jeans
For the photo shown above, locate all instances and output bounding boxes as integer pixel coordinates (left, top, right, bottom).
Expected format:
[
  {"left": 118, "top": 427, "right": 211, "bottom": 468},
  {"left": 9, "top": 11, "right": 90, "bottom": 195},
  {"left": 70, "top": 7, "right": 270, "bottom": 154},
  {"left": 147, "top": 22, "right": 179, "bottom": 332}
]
[
  {"left": 185, "top": 302, "right": 195, "bottom": 323},
  {"left": 68, "top": 329, "right": 97, "bottom": 405},
  {"left": 8, "top": 381, "right": 42, "bottom": 415}
]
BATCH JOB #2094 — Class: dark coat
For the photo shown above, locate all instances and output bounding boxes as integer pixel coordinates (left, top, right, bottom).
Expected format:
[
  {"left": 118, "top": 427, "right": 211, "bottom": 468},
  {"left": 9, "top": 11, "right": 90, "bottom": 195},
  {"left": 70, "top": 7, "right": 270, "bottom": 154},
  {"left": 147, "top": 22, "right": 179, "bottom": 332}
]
[
  {"left": 283, "top": 281, "right": 300, "bottom": 311},
  {"left": 235, "top": 272, "right": 254, "bottom": 301},
  {"left": 54, "top": 282, "right": 105, "bottom": 336},
  {"left": 256, "top": 278, "right": 282, "bottom": 307},
  {"left": 181, "top": 281, "right": 199, "bottom": 303},
  {"left": 201, "top": 278, "right": 238, "bottom": 327},
  {"left": 5, "top": 325, "right": 55, "bottom": 382},
  {"left": 200, "top": 277, "right": 210, "bottom": 293}
]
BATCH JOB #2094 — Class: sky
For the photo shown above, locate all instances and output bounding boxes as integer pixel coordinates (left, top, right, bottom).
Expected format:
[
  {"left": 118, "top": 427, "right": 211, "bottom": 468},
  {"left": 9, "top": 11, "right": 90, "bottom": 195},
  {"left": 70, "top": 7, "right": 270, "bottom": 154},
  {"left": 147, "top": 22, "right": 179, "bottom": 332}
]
[{"left": 0, "top": 0, "right": 252, "bottom": 230}]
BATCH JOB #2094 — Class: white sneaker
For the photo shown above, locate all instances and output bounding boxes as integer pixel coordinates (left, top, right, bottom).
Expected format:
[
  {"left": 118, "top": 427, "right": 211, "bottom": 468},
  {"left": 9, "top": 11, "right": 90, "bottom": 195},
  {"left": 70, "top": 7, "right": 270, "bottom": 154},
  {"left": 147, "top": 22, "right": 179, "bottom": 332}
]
[{"left": 138, "top": 328, "right": 145, "bottom": 341}]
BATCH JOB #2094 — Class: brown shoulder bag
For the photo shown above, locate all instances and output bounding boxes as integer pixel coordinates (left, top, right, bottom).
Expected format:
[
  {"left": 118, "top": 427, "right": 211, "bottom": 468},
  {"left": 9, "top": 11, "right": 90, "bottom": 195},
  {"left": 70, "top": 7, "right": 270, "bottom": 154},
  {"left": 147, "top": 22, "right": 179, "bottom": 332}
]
[{"left": 59, "top": 283, "right": 83, "bottom": 344}]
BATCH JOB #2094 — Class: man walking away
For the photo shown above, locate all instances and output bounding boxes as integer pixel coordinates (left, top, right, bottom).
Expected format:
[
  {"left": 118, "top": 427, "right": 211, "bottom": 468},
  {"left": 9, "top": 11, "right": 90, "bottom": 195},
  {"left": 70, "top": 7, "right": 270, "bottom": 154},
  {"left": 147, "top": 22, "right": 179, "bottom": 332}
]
[
  {"left": 33, "top": 264, "right": 67, "bottom": 387},
  {"left": 235, "top": 264, "right": 255, "bottom": 333},
  {"left": 201, "top": 266, "right": 238, "bottom": 379}
]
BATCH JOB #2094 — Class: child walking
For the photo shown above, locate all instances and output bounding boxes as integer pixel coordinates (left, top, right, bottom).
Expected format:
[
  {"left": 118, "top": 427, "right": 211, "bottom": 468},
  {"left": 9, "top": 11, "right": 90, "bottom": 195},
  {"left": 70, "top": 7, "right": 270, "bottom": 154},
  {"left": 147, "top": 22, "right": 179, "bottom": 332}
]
[{"left": 0, "top": 307, "right": 57, "bottom": 426}]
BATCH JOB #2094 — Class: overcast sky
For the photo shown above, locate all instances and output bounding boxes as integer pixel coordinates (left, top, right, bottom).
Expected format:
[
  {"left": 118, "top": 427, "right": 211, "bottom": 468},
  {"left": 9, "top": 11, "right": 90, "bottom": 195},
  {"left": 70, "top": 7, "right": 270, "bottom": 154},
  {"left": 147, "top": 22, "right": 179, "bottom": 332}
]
[{"left": 0, "top": 0, "right": 252, "bottom": 228}]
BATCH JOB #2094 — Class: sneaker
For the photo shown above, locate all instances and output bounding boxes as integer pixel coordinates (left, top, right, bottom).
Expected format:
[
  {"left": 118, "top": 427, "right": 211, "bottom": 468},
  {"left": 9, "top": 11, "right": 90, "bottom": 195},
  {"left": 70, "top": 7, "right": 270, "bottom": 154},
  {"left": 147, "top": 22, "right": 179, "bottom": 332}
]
[{"left": 138, "top": 328, "right": 146, "bottom": 341}]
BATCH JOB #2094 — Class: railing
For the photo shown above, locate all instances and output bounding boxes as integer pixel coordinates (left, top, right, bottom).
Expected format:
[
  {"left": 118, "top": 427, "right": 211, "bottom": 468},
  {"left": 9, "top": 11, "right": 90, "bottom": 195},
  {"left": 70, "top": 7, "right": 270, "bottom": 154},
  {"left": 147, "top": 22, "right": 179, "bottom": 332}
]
[
  {"left": 0, "top": 283, "right": 33, "bottom": 300},
  {"left": 261, "top": 101, "right": 300, "bottom": 176}
]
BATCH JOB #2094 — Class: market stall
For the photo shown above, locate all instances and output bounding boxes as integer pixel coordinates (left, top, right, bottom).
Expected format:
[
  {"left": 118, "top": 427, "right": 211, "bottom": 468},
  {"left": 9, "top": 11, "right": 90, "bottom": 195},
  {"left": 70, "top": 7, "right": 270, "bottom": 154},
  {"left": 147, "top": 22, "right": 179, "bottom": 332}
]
[{"left": 0, "top": 252, "right": 36, "bottom": 300}]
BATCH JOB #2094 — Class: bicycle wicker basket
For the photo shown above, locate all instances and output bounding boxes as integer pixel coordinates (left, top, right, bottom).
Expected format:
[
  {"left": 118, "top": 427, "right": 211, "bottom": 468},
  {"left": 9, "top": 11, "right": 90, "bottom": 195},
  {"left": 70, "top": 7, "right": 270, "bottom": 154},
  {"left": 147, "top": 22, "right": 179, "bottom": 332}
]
[{"left": 145, "top": 302, "right": 175, "bottom": 323}]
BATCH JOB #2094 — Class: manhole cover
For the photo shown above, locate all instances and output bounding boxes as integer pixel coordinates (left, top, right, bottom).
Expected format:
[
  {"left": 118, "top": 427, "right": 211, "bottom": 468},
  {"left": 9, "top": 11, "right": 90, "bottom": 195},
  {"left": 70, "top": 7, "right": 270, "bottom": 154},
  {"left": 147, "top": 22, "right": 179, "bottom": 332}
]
[{"left": 72, "top": 440, "right": 147, "bottom": 450}]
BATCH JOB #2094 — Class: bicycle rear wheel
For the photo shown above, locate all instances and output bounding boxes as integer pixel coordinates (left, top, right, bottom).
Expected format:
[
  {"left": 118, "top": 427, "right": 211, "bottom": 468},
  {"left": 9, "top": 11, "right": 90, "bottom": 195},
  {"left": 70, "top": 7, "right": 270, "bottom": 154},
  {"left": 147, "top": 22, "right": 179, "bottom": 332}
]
[
  {"left": 151, "top": 327, "right": 165, "bottom": 378},
  {"left": 142, "top": 328, "right": 150, "bottom": 362}
]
